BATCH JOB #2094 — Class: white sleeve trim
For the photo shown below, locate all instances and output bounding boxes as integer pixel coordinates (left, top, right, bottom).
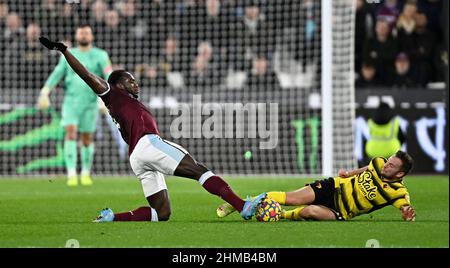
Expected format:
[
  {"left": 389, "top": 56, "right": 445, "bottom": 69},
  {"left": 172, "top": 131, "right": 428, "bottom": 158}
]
[
  {"left": 198, "top": 171, "right": 215, "bottom": 185},
  {"left": 98, "top": 83, "right": 111, "bottom": 96}
]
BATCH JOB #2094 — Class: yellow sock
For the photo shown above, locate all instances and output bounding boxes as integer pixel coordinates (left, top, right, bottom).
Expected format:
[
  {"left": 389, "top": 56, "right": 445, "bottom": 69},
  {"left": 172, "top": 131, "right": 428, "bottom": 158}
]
[
  {"left": 267, "top": 191, "right": 286, "bottom": 205},
  {"left": 282, "top": 206, "right": 306, "bottom": 221}
]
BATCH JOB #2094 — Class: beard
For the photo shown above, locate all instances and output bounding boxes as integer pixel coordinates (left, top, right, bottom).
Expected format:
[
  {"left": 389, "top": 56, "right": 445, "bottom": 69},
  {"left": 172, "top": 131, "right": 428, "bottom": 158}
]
[
  {"left": 77, "top": 40, "right": 91, "bottom": 47},
  {"left": 381, "top": 171, "right": 393, "bottom": 180}
]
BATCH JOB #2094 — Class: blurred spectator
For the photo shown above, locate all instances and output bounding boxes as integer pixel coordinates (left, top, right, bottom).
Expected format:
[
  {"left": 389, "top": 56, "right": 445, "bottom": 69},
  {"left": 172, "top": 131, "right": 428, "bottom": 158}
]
[
  {"left": 134, "top": 63, "right": 167, "bottom": 88},
  {"left": 396, "top": 0, "right": 418, "bottom": 35},
  {"left": 355, "top": 0, "right": 375, "bottom": 72},
  {"left": 77, "top": 0, "right": 92, "bottom": 22},
  {"left": 244, "top": 56, "right": 281, "bottom": 91},
  {"left": 90, "top": 0, "right": 108, "bottom": 33},
  {"left": 356, "top": 61, "right": 382, "bottom": 88},
  {"left": 18, "top": 23, "right": 50, "bottom": 89},
  {"left": 34, "top": 0, "right": 59, "bottom": 31},
  {"left": 183, "top": 41, "right": 224, "bottom": 87},
  {"left": 389, "top": 52, "right": 418, "bottom": 88},
  {"left": 363, "top": 19, "right": 398, "bottom": 85},
  {"left": 230, "top": 2, "right": 274, "bottom": 71},
  {"left": 116, "top": 0, "right": 137, "bottom": 29},
  {"left": 297, "top": 0, "right": 319, "bottom": 66},
  {"left": 376, "top": 0, "right": 401, "bottom": 31},
  {"left": 417, "top": 0, "right": 443, "bottom": 41},
  {"left": 117, "top": 0, "right": 151, "bottom": 66},
  {"left": 177, "top": 0, "right": 203, "bottom": 54},
  {"left": 403, "top": 11, "right": 436, "bottom": 86},
  {"left": 58, "top": 3, "right": 78, "bottom": 40},
  {"left": 3, "top": 12, "right": 25, "bottom": 45},
  {"left": 98, "top": 9, "right": 126, "bottom": 66},
  {"left": 147, "top": 0, "right": 175, "bottom": 37},
  {"left": 136, "top": 36, "right": 183, "bottom": 88},
  {"left": 159, "top": 37, "right": 183, "bottom": 73},
  {"left": 0, "top": 1, "right": 8, "bottom": 32},
  {"left": 1, "top": 12, "right": 25, "bottom": 87},
  {"left": 432, "top": 42, "right": 448, "bottom": 83},
  {"left": 196, "top": 0, "right": 230, "bottom": 53},
  {"left": 397, "top": 0, "right": 418, "bottom": 53}
]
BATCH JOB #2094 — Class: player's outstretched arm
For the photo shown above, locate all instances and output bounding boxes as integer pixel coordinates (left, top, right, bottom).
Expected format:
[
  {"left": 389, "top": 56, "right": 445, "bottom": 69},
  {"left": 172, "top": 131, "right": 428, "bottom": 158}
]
[
  {"left": 338, "top": 166, "right": 368, "bottom": 178},
  {"left": 39, "top": 36, "right": 109, "bottom": 95}
]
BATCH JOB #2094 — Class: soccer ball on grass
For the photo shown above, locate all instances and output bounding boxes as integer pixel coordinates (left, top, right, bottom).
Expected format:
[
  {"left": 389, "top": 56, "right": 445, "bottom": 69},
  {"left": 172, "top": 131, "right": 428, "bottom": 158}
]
[{"left": 255, "top": 197, "right": 282, "bottom": 222}]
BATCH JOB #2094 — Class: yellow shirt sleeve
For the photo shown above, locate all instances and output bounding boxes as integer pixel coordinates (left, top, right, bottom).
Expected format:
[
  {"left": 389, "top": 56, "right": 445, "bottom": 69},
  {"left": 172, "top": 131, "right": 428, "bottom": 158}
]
[{"left": 392, "top": 193, "right": 411, "bottom": 209}]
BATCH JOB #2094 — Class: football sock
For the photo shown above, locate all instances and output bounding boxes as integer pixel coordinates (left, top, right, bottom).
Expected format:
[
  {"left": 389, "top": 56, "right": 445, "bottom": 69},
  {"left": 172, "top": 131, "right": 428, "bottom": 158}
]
[
  {"left": 114, "top": 207, "right": 156, "bottom": 221},
  {"left": 81, "top": 144, "right": 94, "bottom": 176},
  {"left": 267, "top": 191, "right": 287, "bottom": 205},
  {"left": 200, "top": 172, "right": 245, "bottom": 212},
  {"left": 64, "top": 140, "right": 77, "bottom": 177},
  {"left": 282, "top": 206, "right": 306, "bottom": 221}
]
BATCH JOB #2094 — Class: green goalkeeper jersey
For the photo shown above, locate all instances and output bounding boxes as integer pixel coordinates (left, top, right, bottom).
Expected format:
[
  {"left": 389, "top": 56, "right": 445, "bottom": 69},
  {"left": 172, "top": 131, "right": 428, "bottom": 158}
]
[{"left": 44, "top": 46, "right": 112, "bottom": 106}]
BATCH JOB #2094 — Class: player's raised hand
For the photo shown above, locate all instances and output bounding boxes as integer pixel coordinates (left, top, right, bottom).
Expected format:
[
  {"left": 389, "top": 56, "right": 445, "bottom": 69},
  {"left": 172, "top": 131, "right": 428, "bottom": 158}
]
[
  {"left": 37, "top": 86, "right": 51, "bottom": 110},
  {"left": 39, "top": 36, "right": 67, "bottom": 52},
  {"left": 338, "top": 169, "right": 349, "bottom": 178},
  {"left": 401, "top": 205, "right": 416, "bottom": 221}
]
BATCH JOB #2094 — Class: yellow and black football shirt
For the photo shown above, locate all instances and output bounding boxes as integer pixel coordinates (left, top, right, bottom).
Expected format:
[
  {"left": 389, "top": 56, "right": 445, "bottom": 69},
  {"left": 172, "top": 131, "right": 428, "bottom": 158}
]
[{"left": 333, "top": 157, "right": 411, "bottom": 220}]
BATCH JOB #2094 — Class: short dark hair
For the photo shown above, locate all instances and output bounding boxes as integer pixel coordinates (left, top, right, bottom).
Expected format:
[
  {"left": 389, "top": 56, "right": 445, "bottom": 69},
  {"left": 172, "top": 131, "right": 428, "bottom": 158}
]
[
  {"left": 108, "top": 70, "right": 130, "bottom": 85},
  {"left": 395, "top": 150, "right": 414, "bottom": 175},
  {"left": 77, "top": 24, "right": 92, "bottom": 29}
]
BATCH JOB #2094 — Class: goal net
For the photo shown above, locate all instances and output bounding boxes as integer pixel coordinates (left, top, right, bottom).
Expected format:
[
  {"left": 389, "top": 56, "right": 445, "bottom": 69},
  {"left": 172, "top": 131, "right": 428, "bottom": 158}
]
[{"left": 0, "top": 0, "right": 356, "bottom": 176}]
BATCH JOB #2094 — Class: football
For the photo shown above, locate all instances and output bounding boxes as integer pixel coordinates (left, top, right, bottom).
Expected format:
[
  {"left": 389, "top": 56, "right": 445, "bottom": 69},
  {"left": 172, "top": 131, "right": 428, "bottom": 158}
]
[{"left": 255, "top": 197, "right": 282, "bottom": 222}]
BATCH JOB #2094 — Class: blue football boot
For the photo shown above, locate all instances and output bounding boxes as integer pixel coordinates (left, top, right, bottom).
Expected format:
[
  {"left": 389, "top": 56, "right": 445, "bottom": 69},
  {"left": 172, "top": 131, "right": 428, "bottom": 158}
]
[
  {"left": 93, "top": 208, "right": 114, "bottom": 223},
  {"left": 240, "top": 192, "right": 267, "bottom": 220}
]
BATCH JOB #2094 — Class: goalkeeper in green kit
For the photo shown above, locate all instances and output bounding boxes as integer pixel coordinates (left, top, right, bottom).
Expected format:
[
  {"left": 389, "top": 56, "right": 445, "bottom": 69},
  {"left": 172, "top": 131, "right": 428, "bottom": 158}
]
[{"left": 37, "top": 25, "right": 113, "bottom": 186}]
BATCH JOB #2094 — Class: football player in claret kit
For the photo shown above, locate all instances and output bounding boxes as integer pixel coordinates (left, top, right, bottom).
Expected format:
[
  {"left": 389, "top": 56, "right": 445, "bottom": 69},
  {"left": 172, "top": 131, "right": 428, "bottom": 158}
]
[
  {"left": 39, "top": 36, "right": 266, "bottom": 222},
  {"left": 218, "top": 151, "right": 417, "bottom": 222}
]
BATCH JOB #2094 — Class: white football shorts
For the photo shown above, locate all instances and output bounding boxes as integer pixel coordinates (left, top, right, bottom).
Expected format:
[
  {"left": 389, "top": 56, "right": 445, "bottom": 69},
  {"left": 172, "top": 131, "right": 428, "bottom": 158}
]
[{"left": 129, "top": 134, "right": 188, "bottom": 197}]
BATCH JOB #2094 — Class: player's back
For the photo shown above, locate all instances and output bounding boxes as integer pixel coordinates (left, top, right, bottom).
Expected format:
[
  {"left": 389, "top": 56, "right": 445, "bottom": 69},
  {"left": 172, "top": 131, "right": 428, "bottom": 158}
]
[{"left": 99, "top": 84, "right": 160, "bottom": 155}]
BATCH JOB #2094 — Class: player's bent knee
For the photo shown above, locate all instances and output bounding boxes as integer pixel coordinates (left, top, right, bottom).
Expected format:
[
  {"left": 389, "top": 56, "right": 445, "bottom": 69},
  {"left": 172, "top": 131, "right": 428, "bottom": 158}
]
[
  {"left": 157, "top": 209, "right": 171, "bottom": 221},
  {"left": 301, "top": 206, "right": 321, "bottom": 219}
]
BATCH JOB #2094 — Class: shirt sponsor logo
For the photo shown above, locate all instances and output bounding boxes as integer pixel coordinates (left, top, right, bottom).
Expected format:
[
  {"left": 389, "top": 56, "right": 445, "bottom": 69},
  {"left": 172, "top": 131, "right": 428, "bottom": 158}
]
[{"left": 357, "top": 172, "right": 378, "bottom": 200}]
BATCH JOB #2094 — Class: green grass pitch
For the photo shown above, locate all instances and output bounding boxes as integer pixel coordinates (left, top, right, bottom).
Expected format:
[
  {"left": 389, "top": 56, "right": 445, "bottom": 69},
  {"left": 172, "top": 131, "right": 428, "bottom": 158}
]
[{"left": 0, "top": 175, "right": 448, "bottom": 248}]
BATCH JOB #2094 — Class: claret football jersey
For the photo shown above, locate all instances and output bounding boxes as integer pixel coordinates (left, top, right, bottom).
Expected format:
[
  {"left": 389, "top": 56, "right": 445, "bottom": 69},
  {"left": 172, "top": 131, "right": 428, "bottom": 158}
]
[{"left": 99, "top": 84, "right": 160, "bottom": 155}]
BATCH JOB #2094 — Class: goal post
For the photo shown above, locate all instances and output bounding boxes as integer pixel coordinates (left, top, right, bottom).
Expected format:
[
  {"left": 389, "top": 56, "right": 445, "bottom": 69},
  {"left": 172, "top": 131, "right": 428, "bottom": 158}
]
[{"left": 321, "top": 0, "right": 358, "bottom": 176}]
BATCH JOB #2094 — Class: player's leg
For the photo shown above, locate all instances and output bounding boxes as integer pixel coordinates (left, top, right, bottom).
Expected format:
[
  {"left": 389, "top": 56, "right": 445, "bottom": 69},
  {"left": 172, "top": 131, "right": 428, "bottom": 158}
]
[
  {"left": 78, "top": 105, "right": 98, "bottom": 186},
  {"left": 174, "top": 153, "right": 247, "bottom": 212},
  {"left": 284, "top": 205, "right": 337, "bottom": 221},
  {"left": 64, "top": 125, "right": 78, "bottom": 186},
  {"left": 283, "top": 178, "right": 342, "bottom": 221},
  {"left": 284, "top": 185, "right": 316, "bottom": 205},
  {"left": 173, "top": 152, "right": 266, "bottom": 220},
  {"left": 113, "top": 189, "right": 171, "bottom": 222},
  {"left": 79, "top": 132, "right": 94, "bottom": 185},
  {"left": 216, "top": 185, "right": 316, "bottom": 218},
  {"left": 62, "top": 99, "right": 80, "bottom": 186},
  {"left": 95, "top": 168, "right": 171, "bottom": 222},
  {"left": 139, "top": 135, "right": 265, "bottom": 219}
]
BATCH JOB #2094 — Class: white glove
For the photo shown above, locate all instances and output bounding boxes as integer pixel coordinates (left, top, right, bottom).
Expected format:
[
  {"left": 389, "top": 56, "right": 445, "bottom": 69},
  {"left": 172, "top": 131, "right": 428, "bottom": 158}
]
[
  {"left": 98, "top": 98, "right": 108, "bottom": 114},
  {"left": 37, "top": 86, "right": 51, "bottom": 110}
]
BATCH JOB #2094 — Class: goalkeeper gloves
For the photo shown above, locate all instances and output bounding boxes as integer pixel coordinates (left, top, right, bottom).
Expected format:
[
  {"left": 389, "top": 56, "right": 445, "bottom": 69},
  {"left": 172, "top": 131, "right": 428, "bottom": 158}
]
[
  {"left": 37, "top": 86, "right": 51, "bottom": 110},
  {"left": 39, "top": 36, "right": 67, "bottom": 52}
]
